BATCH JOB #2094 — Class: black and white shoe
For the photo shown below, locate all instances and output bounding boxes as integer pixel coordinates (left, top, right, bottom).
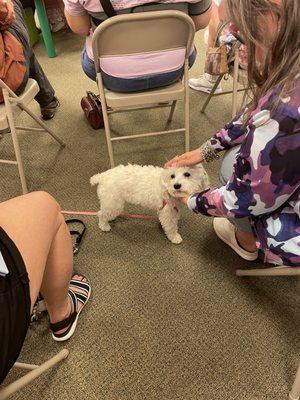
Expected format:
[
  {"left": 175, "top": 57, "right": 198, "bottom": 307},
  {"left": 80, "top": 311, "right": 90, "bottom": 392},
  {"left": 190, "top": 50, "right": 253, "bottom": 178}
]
[{"left": 50, "top": 274, "right": 91, "bottom": 342}]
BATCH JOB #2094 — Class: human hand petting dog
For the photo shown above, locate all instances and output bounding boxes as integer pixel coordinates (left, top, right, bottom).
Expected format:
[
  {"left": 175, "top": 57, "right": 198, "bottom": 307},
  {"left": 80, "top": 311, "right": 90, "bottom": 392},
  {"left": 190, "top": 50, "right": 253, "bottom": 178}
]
[{"left": 164, "top": 149, "right": 203, "bottom": 169}]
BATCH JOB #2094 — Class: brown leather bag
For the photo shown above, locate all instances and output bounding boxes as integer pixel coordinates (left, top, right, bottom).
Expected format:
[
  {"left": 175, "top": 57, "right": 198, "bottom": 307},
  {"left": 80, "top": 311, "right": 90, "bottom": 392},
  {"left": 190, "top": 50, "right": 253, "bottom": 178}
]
[
  {"left": 204, "top": 21, "right": 229, "bottom": 76},
  {"left": 80, "top": 91, "right": 104, "bottom": 129},
  {"left": 0, "top": 1, "right": 27, "bottom": 103},
  {"left": 81, "top": 0, "right": 114, "bottom": 129}
]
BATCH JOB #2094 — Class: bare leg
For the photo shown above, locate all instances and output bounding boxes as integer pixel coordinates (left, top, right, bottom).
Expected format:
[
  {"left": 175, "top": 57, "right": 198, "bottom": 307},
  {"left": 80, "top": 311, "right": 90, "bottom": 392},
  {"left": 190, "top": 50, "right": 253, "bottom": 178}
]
[
  {"left": 207, "top": 3, "right": 220, "bottom": 48},
  {"left": 0, "top": 192, "right": 73, "bottom": 325}
]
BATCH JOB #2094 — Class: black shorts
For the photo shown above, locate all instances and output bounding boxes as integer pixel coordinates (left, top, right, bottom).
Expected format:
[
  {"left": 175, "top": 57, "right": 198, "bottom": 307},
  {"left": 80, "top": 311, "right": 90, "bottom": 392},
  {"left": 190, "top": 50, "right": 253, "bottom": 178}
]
[{"left": 0, "top": 227, "right": 31, "bottom": 384}]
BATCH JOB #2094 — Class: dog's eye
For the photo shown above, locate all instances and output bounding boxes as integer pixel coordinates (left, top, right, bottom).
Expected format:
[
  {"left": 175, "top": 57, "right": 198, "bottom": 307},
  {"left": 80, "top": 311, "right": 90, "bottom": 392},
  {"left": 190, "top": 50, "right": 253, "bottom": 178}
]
[
  {"left": 184, "top": 172, "right": 191, "bottom": 177},
  {"left": 171, "top": 174, "right": 175, "bottom": 179}
]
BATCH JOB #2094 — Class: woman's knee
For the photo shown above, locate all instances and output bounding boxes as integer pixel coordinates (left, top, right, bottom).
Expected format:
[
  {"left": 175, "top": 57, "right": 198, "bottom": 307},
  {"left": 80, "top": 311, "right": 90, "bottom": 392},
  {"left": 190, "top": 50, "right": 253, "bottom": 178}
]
[
  {"left": 219, "top": 159, "right": 231, "bottom": 186},
  {"left": 28, "top": 191, "right": 60, "bottom": 213},
  {"left": 26, "top": 191, "right": 62, "bottom": 229},
  {"left": 219, "top": 146, "right": 241, "bottom": 186}
]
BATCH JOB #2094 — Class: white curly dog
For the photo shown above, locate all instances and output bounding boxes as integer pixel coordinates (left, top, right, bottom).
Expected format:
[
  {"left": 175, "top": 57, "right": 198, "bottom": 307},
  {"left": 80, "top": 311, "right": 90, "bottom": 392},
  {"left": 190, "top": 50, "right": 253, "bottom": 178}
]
[{"left": 90, "top": 164, "right": 209, "bottom": 244}]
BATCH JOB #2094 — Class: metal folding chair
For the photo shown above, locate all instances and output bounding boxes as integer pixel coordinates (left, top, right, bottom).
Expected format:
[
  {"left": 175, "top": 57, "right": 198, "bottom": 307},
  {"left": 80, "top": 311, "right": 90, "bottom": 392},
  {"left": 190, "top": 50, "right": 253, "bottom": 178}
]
[
  {"left": 92, "top": 10, "right": 195, "bottom": 167},
  {"left": 0, "top": 349, "right": 69, "bottom": 400},
  {"left": 236, "top": 265, "right": 300, "bottom": 399},
  {"left": 0, "top": 79, "right": 65, "bottom": 194}
]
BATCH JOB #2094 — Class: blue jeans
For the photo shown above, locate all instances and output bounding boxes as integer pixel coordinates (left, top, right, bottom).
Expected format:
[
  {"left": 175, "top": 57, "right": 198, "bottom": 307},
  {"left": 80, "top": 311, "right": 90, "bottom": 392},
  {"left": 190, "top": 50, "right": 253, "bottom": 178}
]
[{"left": 81, "top": 47, "right": 197, "bottom": 93}]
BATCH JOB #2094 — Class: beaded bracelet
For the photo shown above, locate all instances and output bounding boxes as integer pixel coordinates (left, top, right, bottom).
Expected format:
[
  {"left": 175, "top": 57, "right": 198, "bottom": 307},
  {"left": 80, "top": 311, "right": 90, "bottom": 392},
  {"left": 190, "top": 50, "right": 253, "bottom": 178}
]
[{"left": 200, "top": 141, "right": 220, "bottom": 163}]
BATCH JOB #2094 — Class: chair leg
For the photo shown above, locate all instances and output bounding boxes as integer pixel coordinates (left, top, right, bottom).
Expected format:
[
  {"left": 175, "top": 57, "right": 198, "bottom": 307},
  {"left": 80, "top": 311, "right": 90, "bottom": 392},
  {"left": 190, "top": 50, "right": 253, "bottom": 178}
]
[
  {"left": 290, "top": 362, "right": 300, "bottom": 400},
  {"left": 231, "top": 49, "right": 240, "bottom": 117},
  {"left": 19, "top": 103, "right": 65, "bottom": 147},
  {"left": 184, "top": 65, "right": 190, "bottom": 152},
  {"left": 3, "top": 90, "right": 28, "bottom": 194},
  {"left": 96, "top": 72, "right": 115, "bottom": 167},
  {"left": 166, "top": 101, "right": 177, "bottom": 125},
  {"left": 241, "top": 87, "right": 249, "bottom": 109},
  {"left": 236, "top": 267, "right": 300, "bottom": 277},
  {"left": 0, "top": 349, "right": 69, "bottom": 400},
  {"left": 102, "top": 105, "right": 115, "bottom": 168},
  {"left": 200, "top": 74, "right": 223, "bottom": 114}
]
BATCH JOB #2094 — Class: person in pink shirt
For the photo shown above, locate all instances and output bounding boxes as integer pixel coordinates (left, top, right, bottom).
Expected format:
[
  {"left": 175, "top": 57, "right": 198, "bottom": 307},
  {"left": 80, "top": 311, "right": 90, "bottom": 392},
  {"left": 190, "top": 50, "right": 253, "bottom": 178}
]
[{"left": 63, "top": 0, "right": 212, "bottom": 92}]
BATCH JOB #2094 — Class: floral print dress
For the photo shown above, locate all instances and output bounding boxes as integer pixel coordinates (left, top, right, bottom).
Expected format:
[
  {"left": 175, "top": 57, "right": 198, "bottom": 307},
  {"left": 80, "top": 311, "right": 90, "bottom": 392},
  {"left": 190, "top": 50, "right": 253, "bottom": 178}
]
[{"left": 188, "top": 82, "right": 300, "bottom": 266}]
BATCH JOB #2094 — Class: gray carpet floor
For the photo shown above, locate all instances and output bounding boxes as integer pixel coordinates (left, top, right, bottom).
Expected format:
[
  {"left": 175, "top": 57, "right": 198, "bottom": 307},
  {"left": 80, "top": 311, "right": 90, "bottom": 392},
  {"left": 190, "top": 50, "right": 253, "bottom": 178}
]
[{"left": 1, "top": 30, "right": 300, "bottom": 400}]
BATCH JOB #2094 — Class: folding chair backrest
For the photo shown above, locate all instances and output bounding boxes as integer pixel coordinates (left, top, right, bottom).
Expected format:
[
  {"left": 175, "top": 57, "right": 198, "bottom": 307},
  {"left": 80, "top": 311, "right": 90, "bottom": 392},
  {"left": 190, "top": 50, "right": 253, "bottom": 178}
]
[{"left": 92, "top": 10, "right": 195, "bottom": 73}]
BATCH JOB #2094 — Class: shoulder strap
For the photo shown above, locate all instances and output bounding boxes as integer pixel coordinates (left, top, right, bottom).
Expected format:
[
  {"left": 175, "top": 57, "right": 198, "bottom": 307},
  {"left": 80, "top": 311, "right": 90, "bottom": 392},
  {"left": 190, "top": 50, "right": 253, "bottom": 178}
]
[{"left": 99, "top": 0, "right": 117, "bottom": 17}]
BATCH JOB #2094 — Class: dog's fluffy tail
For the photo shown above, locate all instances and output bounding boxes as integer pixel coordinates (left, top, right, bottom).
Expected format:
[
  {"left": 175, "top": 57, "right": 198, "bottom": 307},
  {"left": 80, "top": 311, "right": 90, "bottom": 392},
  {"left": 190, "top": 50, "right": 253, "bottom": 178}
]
[{"left": 90, "top": 173, "right": 102, "bottom": 186}]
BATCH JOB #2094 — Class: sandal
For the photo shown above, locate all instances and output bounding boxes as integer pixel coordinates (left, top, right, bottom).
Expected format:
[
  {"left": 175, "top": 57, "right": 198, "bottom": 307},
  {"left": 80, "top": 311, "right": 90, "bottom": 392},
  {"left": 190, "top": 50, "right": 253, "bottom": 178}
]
[{"left": 50, "top": 274, "right": 91, "bottom": 342}]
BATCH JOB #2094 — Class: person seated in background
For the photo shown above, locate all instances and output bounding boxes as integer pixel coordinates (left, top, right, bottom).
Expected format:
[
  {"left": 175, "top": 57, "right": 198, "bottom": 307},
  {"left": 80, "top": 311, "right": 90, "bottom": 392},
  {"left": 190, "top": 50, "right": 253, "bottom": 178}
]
[
  {"left": 166, "top": 0, "right": 300, "bottom": 267},
  {"left": 63, "top": 0, "right": 212, "bottom": 93},
  {"left": 0, "top": 192, "right": 91, "bottom": 384},
  {"left": 189, "top": 0, "right": 222, "bottom": 93},
  {"left": 189, "top": 0, "right": 247, "bottom": 94},
  {"left": 0, "top": 0, "right": 59, "bottom": 120}
]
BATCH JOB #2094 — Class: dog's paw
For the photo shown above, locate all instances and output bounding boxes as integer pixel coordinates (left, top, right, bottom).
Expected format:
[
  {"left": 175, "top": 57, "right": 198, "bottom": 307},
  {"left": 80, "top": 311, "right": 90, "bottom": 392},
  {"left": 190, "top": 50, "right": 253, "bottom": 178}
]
[
  {"left": 169, "top": 234, "right": 183, "bottom": 244},
  {"left": 98, "top": 221, "right": 111, "bottom": 232}
]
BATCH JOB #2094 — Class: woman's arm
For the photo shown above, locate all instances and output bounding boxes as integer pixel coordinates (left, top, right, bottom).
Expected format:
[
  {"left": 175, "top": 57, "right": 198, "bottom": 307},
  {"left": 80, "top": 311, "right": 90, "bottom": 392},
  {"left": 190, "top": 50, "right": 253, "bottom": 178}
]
[
  {"left": 191, "top": 7, "right": 212, "bottom": 31},
  {"left": 165, "top": 111, "right": 249, "bottom": 168},
  {"left": 207, "top": 112, "right": 249, "bottom": 153},
  {"left": 187, "top": 111, "right": 300, "bottom": 218},
  {"left": 64, "top": 10, "right": 91, "bottom": 36}
]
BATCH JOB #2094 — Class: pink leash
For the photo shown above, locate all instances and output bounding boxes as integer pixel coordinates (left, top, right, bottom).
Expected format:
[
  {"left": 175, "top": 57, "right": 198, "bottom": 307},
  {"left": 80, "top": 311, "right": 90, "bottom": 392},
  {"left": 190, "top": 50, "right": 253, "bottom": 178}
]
[{"left": 61, "top": 210, "right": 158, "bottom": 221}]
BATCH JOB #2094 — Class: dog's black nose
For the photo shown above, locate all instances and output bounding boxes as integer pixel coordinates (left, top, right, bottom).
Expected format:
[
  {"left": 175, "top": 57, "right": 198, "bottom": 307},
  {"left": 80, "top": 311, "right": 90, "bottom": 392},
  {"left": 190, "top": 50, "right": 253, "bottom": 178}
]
[{"left": 174, "top": 183, "right": 181, "bottom": 190}]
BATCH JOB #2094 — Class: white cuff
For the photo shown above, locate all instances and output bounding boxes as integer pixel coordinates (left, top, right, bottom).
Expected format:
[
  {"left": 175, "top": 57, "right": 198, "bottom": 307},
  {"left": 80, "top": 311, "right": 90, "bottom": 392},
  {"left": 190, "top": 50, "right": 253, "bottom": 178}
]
[{"left": 187, "top": 194, "right": 198, "bottom": 211}]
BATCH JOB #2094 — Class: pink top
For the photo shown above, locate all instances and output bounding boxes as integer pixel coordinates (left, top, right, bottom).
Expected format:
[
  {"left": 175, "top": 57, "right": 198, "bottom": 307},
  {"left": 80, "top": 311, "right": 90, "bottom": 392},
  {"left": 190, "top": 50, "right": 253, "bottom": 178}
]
[
  {"left": 64, "top": 0, "right": 203, "bottom": 79},
  {"left": 64, "top": 0, "right": 202, "bottom": 15}
]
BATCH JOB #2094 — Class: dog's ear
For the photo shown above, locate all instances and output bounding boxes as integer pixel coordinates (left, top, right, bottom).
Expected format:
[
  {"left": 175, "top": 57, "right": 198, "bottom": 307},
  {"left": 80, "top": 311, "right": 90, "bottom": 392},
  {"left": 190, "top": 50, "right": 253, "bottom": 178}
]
[
  {"left": 200, "top": 171, "right": 210, "bottom": 190},
  {"left": 190, "top": 164, "right": 210, "bottom": 189},
  {"left": 161, "top": 168, "right": 172, "bottom": 187},
  {"left": 197, "top": 167, "right": 210, "bottom": 190},
  {"left": 190, "top": 163, "right": 205, "bottom": 172}
]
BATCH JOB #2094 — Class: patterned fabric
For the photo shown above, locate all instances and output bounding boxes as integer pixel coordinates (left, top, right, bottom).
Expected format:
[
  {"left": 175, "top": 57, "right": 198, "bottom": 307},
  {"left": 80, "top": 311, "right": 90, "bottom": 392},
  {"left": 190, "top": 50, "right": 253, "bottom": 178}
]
[
  {"left": 188, "top": 81, "right": 300, "bottom": 266},
  {"left": 218, "top": 23, "right": 248, "bottom": 70}
]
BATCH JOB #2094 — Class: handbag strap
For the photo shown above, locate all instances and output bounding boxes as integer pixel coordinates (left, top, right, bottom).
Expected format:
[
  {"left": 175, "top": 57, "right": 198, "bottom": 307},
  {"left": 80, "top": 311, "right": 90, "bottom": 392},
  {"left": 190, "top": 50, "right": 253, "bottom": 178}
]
[
  {"left": 66, "top": 219, "right": 87, "bottom": 254},
  {"left": 99, "top": 0, "right": 117, "bottom": 17},
  {"left": 214, "top": 20, "right": 230, "bottom": 47}
]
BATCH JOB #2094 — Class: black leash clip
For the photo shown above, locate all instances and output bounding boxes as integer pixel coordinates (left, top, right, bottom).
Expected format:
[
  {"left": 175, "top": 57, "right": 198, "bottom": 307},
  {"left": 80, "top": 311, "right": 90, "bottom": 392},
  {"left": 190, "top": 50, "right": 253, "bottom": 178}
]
[
  {"left": 66, "top": 219, "right": 87, "bottom": 255},
  {"left": 30, "top": 294, "right": 47, "bottom": 323}
]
